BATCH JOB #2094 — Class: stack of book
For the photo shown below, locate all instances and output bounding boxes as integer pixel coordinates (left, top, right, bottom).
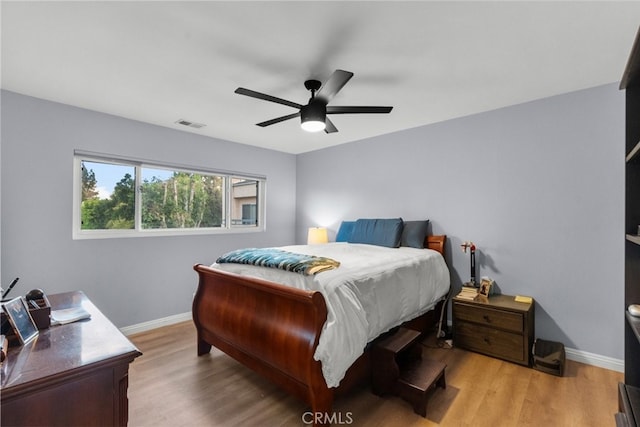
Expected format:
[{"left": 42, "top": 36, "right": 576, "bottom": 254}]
[{"left": 456, "top": 286, "right": 478, "bottom": 300}]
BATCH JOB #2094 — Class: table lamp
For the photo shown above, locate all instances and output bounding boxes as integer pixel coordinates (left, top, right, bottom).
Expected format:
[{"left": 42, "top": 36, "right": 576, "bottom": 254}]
[{"left": 307, "top": 227, "right": 328, "bottom": 244}]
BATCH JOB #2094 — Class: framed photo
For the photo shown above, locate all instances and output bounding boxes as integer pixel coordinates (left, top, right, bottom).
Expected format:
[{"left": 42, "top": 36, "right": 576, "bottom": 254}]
[
  {"left": 479, "top": 278, "right": 493, "bottom": 297},
  {"left": 2, "top": 297, "right": 38, "bottom": 345}
]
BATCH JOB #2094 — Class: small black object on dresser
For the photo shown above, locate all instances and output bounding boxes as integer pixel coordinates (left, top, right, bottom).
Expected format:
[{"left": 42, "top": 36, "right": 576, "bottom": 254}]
[{"left": 25, "top": 289, "right": 51, "bottom": 330}]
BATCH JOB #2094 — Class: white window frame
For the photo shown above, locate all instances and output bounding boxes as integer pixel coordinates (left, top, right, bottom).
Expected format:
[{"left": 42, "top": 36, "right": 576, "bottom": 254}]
[{"left": 72, "top": 151, "right": 266, "bottom": 240}]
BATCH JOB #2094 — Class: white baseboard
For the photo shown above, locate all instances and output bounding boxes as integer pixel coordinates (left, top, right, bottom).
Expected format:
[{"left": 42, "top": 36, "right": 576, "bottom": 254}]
[
  {"left": 565, "top": 347, "right": 624, "bottom": 373},
  {"left": 120, "top": 311, "right": 192, "bottom": 336}
]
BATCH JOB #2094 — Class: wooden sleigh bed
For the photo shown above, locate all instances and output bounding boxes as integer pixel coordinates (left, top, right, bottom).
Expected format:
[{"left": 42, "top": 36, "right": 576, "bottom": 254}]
[{"left": 192, "top": 234, "right": 447, "bottom": 425}]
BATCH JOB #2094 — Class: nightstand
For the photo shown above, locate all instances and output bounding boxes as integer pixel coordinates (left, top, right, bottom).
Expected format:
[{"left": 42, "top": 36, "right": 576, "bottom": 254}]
[{"left": 453, "top": 294, "right": 535, "bottom": 366}]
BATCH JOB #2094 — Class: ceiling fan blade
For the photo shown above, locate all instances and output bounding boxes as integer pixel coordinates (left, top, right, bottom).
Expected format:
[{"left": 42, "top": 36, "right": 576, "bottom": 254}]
[
  {"left": 316, "top": 70, "right": 353, "bottom": 103},
  {"left": 327, "top": 106, "right": 393, "bottom": 114},
  {"left": 235, "top": 87, "right": 302, "bottom": 110},
  {"left": 324, "top": 117, "right": 338, "bottom": 134},
  {"left": 256, "top": 112, "right": 300, "bottom": 127}
]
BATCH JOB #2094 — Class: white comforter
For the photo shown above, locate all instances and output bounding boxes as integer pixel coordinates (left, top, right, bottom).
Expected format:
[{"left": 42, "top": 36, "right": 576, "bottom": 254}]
[{"left": 212, "top": 242, "right": 450, "bottom": 387}]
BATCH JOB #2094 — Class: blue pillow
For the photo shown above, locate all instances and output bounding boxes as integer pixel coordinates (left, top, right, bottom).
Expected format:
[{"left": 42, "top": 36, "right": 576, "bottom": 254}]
[
  {"left": 335, "top": 221, "right": 356, "bottom": 242},
  {"left": 348, "top": 218, "right": 404, "bottom": 248},
  {"left": 400, "top": 220, "right": 430, "bottom": 248}
]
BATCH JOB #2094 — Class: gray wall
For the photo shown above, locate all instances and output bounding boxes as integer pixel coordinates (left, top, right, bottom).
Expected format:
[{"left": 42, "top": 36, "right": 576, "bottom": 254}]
[
  {"left": 1, "top": 90, "right": 297, "bottom": 327},
  {"left": 296, "top": 83, "right": 624, "bottom": 359}
]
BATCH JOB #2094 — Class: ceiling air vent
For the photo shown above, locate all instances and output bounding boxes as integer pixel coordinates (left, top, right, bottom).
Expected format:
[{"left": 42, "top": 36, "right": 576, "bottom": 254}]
[{"left": 175, "top": 119, "right": 206, "bottom": 129}]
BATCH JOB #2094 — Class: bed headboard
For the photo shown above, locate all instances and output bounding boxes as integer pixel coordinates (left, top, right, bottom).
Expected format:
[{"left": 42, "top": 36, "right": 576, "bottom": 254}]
[{"left": 426, "top": 235, "right": 446, "bottom": 256}]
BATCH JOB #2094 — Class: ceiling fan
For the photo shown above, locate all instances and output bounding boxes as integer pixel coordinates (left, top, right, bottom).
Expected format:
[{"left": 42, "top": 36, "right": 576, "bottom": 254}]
[{"left": 234, "top": 69, "right": 393, "bottom": 133}]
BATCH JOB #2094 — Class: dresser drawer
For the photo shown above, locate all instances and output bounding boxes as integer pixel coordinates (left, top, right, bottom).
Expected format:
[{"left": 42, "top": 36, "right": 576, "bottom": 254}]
[
  {"left": 453, "top": 303, "right": 523, "bottom": 333},
  {"left": 455, "top": 321, "right": 524, "bottom": 362}
]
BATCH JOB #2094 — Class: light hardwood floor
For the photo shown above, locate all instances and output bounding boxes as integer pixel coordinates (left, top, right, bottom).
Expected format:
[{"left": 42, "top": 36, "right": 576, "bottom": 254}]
[{"left": 127, "top": 321, "right": 622, "bottom": 426}]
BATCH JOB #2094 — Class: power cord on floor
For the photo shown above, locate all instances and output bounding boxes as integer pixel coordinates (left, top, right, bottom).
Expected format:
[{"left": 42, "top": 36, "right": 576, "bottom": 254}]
[
  {"left": 426, "top": 289, "right": 453, "bottom": 349},
  {"left": 421, "top": 337, "right": 453, "bottom": 350},
  {"left": 419, "top": 323, "right": 453, "bottom": 350}
]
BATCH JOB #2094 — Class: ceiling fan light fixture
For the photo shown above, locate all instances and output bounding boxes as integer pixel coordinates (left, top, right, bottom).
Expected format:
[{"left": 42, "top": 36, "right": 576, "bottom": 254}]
[
  {"left": 301, "top": 119, "right": 326, "bottom": 133},
  {"left": 300, "top": 101, "right": 326, "bottom": 133}
]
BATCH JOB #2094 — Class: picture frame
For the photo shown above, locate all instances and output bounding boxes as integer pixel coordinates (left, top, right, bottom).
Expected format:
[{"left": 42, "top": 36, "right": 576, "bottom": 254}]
[
  {"left": 2, "top": 297, "right": 39, "bottom": 345},
  {"left": 479, "top": 278, "right": 493, "bottom": 297}
]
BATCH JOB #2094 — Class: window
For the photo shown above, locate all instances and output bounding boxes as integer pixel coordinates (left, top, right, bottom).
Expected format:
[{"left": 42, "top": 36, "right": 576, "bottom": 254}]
[
  {"left": 231, "top": 178, "right": 258, "bottom": 226},
  {"left": 73, "top": 153, "right": 265, "bottom": 239}
]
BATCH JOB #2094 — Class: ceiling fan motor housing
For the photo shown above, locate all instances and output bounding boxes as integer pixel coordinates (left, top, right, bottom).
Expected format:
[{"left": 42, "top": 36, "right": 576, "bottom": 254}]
[{"left": 301, "top": 99, "right": 327, "bottom": 124}]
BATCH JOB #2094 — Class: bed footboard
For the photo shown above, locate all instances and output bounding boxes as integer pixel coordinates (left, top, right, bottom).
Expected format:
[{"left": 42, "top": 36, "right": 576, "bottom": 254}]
[{"left": 192, "top": 264, "right": 333, "bottom": 419}]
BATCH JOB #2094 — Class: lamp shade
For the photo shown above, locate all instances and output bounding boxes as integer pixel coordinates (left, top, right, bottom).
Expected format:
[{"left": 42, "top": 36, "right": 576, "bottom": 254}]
[{"left": 307, "top": 227, "right": 328, "bottom": 244}]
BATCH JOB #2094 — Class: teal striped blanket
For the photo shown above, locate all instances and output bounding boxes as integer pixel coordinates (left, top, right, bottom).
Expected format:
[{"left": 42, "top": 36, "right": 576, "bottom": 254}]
[{"left": 216, "top": 248, "right": 340, "bottom": 276}]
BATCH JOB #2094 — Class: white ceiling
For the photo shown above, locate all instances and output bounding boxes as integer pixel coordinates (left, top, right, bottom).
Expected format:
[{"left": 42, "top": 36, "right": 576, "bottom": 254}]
[{"left": 2, "top": 1, "right": 640, "bottom": 154}]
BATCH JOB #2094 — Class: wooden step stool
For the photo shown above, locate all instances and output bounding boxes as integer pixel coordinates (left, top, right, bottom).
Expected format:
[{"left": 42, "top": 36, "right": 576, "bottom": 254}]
[{"left": 371, "top": 327, "right": 447, "bottom": 417}]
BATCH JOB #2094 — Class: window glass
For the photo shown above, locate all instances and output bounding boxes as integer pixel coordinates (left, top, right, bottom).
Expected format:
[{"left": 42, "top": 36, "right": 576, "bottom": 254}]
[
  {"left": 141, "top": 168, "right": 224, "bottom": 229},
  {"left": 81, "top": 160, "right": 135, "bottom": 230},
  {"left": 231, "top": 178, "right": 259, "bottom": 226}
]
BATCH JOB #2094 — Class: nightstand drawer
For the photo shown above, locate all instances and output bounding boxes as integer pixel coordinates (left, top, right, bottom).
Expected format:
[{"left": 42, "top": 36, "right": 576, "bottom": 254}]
[
  {"left": 453, "top": 303, "right": 523, "bottom": 333},
  {"left": 455, "top": 321, "right": 524, "bottom": 362}
]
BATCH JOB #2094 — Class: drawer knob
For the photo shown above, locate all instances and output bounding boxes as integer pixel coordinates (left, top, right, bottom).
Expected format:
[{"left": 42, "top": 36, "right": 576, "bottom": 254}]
[
  {"left": 483, "top": 315, "right": 491, "bottom": 323},
  {"left": 484, "top": 337, "right": 491, "bottom": 344}
]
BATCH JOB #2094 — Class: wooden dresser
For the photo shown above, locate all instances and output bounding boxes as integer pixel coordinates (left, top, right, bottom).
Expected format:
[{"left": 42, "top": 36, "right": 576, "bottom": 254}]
[
  {"left": 453, "top": 294, "right": 535, "bottom": 366},
  {"left": 1, "top": 291, "right": 142, "bottom": 426}
]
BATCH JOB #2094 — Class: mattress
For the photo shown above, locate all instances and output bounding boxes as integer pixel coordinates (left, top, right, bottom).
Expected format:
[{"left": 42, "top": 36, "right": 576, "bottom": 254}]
[{"left": 213, "top": 242, "right": 450, "bottom": 387}]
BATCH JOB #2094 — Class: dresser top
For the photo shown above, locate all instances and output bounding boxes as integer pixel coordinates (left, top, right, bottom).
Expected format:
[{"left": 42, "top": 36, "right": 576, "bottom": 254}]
[
  {"left": 1, "top": 291, "right": 141, "bottom": 394},
  {"left": 453, "top": 293, "right": 534, "bottom": 312}
]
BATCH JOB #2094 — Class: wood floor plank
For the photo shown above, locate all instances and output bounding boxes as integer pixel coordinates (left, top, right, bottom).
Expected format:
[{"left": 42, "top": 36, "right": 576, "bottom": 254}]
[{"left": 128, "top": 322, "right": 622, "bottom": 426}]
